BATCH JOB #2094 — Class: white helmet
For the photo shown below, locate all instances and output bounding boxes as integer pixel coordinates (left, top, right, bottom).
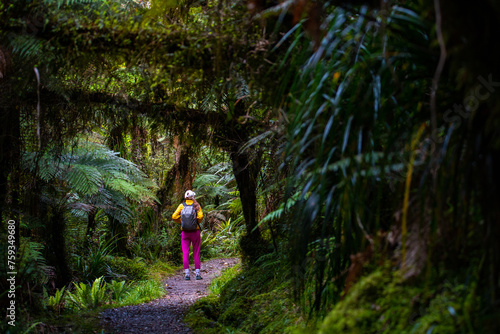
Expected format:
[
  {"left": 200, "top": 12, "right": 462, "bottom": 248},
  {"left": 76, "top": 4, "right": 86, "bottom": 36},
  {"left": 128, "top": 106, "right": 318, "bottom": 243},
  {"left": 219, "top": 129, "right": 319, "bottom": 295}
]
[{"left": 184, "top": 190, "right": 196, "bottom": 199}]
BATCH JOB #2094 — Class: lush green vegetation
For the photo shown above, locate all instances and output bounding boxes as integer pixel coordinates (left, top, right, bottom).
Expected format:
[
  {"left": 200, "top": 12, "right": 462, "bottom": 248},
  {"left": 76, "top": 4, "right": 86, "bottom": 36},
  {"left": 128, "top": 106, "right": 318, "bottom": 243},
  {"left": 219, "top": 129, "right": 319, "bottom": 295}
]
[
  {"left": 186, "top": 259, "right": 306, "bottom": 334},
  {"left": 2, "top": 0, "right": 500, "bottom": 332}
]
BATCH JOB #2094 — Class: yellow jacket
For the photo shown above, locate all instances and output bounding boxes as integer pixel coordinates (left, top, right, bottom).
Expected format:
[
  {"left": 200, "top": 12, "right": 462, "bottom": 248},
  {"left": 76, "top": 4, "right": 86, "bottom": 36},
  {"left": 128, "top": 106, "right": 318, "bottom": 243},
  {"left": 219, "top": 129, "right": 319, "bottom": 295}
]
[{"left": 172, "top": 200, "right": 203, "bottom": 230}]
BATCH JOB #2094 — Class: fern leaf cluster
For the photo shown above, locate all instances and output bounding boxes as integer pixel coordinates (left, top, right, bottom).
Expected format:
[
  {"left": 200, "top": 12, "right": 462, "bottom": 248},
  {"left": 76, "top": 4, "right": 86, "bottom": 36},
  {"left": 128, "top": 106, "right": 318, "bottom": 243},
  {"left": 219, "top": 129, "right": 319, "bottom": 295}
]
[{"left": 23, "top": 141, "right": 157, "bottom": 224}]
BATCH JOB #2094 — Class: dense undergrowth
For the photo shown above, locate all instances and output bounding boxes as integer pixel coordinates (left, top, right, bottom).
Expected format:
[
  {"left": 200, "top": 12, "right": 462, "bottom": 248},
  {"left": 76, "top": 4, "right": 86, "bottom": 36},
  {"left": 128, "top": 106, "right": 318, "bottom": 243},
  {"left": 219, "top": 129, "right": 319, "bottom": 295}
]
[
  {"left": 185, "top": 259, "right": 307, "bottom": 334},
  {"left": 186, "top": 254, "right": 493, "bottom": 334},
  {"left": 316, "top": 266, "right": 485, "bottom": 334},
  {"left": 0, "top": 147, "right": 244, "bottom": 333},
  {"left": 3, "top": 218, "right": 244, "bottom": 333},
  {"left": 3, "top": 0, "right": 500, "bottom": 333},
  {"left": 28, "top": 257, "right": 173, "bottom": 333}
]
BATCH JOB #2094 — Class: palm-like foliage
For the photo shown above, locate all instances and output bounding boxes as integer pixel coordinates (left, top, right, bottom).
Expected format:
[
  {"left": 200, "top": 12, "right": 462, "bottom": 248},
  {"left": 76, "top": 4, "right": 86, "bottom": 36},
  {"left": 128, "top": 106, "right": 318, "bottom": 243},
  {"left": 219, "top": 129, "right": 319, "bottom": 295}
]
[
  {"left": 74, "top": 236, "right": 117, "bottom": 281},
  {"left": 23, "top": 141, "right": 158, "bottom": 225},
  {"left": 3, "top": 0, "right": 499, "bottom": 329},
  {"left": 264, "top": 2, "right": 488, "bottom": 313}
]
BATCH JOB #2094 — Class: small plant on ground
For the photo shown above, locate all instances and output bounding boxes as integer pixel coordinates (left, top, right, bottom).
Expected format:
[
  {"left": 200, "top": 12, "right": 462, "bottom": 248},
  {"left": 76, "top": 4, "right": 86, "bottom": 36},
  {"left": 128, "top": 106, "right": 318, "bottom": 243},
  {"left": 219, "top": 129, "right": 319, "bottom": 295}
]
[
  {"left": 118, "top": 280, "right": 166, "bottom": 306},
  {"left": 66, "top": 276, "right": 108, "bottom": 310},
  {"left": 45, "top": 286, "right": 66, "bottom": 315},
  {"left": 201, "top": 217, "right": 245, "bottom": 259},
  {"left": 108, "top": 280, "right": 130, "bottom": 302},
  {"left": 214, "top": 217, "right": 244, "bottom": 256},
  {"left": 75, "top": 238, "right": 116, "bottom": 282},
  {"left": 200, "top": 230, "right": 219, "bottom": 259}
]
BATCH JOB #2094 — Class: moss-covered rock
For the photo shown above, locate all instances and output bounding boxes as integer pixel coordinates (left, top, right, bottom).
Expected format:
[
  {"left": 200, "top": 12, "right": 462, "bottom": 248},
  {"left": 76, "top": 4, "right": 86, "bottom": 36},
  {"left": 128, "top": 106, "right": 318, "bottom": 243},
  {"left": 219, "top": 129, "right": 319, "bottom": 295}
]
[{"left": 319, "top": 268, "right": 390, "bottom": 334}]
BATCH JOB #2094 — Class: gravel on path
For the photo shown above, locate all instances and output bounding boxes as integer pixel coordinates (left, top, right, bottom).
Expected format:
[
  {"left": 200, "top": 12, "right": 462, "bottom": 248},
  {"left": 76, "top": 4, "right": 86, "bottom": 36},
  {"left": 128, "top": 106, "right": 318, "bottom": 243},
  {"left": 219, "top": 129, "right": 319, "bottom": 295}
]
[{"left": 100, "top": 258, "right": 240, "bottom": 334}]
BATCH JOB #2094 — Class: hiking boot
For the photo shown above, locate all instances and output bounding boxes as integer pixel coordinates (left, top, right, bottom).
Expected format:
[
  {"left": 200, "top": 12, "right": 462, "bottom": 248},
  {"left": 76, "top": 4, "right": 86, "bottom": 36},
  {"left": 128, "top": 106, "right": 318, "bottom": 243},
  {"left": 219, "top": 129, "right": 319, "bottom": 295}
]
[
  {"left": 196, "top": 274, "right": 202, "bottom": 280},
  {"left": 185, "top": 275, "right": 190, "bottom": 280}
]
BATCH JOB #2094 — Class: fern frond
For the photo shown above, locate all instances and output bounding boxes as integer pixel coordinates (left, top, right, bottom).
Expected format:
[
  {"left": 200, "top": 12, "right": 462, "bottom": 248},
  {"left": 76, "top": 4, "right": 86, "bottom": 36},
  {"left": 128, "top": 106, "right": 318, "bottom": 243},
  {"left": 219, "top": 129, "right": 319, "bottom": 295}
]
[
  {"left": 193, "top": 174, "right": 220, "bottom": 187},
  {"left": 259, "top": 207, "right": 285, "bottom": 225},
  {"left": 11, "top": 35, "right": 42, "bottom": 59},
  {"left": 22, "top": 151, "right": 62, "bottom": 182},
  {"left": 239, "top": 129, "right": 276, "bottom": 153},
  {"left": 204, "top": 162, "right": 230, "bottom": 175},
  {"left": 258, "top": 191, "right": 300, "bottom": 226},
  {"left": 66, "top": 164, "right": 103, "bottom": 196}
]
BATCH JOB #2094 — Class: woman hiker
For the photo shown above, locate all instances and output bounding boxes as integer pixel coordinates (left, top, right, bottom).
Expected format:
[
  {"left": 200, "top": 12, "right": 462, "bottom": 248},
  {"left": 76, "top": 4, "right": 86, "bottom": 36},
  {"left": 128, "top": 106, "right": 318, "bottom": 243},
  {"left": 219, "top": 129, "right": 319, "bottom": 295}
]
[{"left": 172, "top": 190, "right": 204, "bottom": 280}]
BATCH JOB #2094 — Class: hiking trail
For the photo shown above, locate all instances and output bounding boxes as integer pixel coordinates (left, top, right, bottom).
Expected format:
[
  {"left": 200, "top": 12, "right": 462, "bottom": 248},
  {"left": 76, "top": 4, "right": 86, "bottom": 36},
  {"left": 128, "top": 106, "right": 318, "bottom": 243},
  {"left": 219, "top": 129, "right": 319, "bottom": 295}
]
[{"left": 100, "top": 258, "right": 240, "bottom": 333}]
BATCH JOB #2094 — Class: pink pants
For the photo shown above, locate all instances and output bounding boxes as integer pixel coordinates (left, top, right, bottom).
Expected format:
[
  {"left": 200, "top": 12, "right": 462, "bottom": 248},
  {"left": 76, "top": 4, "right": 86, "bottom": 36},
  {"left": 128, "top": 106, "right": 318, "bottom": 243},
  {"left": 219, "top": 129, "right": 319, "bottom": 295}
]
[{"left": 181, "top": 230, "right": 201, "bottom": 270}]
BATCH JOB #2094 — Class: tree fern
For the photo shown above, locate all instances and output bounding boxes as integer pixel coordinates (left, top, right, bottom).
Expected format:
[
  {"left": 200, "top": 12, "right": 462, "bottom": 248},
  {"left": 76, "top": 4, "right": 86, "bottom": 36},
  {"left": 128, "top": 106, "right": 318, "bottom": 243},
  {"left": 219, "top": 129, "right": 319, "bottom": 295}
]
[
  {"left": 23, "top": 141, "right": 157, "bottom": 229},
  {"left": 66, "top": 164, "right": 103, "bottom": 196},
  {"left": 193, "top": 162, "right": 234, "bottom": 203}
]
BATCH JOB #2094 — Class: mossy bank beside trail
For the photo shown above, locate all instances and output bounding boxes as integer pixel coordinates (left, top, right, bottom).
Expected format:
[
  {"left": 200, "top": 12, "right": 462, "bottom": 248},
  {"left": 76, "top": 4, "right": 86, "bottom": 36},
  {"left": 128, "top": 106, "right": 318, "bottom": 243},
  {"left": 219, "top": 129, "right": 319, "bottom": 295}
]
[
  {"left": 185, "top": 261, "right": 305, "bottom": 334},
  {"left": 186, "top": 257, "right": 492, "bottom": 334},
  {"left": 316, "top": 267, "right": 484, "bottom": 334}
]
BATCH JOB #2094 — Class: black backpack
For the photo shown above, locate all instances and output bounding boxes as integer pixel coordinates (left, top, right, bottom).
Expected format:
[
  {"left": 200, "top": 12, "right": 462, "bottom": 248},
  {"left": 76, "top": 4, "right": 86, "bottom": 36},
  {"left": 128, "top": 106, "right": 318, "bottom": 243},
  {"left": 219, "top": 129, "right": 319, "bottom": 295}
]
[{"left": 180, "top": 202, "right": 198, "bottom": 231}]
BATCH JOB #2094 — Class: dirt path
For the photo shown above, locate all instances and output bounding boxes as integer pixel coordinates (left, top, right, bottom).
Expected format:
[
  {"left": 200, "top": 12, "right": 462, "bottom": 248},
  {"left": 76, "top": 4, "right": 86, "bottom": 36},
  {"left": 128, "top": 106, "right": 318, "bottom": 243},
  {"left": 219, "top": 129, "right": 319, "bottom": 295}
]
[{"left": 100, "top": 258, "right": 239, "bottom": 334}]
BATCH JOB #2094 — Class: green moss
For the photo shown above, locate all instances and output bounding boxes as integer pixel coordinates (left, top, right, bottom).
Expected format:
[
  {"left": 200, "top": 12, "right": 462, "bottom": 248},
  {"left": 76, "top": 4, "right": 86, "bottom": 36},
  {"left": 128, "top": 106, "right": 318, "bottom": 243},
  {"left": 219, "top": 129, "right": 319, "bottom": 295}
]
[
  {"left": 319, "top": 268, "right": 388, "bottom": 333},
  {"left": 193, "top": 295, "right": 222, "bottom": 320},
  {"left": 319, "top": 265, "right": 482, "bottom": 334},
  {"left": 106, "top": 255, "right": 149, "bottom": 280},
  {"left": 209, "top": 263, "right": 242, "bottom": 295},
  {"left": 187, "top": 260, "right": 304, "bottom": 334},
  {"left": 219, "top": 297, "right": 252, "bottom": 327},
  {"left": 184, "top": 295, "right": 227, "bottom": 334},
  {"left": 147, "top": 260, "right": 176, "bottom": 280},
  {"left": 242, "top": 283, "right": 304, "bottom": 334},
  {"left": 187, "top": 256, "right": 489, "bottom": 334},
  {"left": 184, "top": 309, "right": 228, "bottom": 334},
  {"left": 408, "top": 285, "right": 471, "bottom": 334}
]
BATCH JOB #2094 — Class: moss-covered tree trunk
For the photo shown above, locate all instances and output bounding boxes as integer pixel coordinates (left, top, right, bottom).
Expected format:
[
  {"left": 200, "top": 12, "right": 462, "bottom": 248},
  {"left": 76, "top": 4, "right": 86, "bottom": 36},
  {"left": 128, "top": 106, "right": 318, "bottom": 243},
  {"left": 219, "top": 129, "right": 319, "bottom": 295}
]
[
  {"left": 160, "top": 137, "right": 197, "bottom": 207},
  {"left": 223, "top": 101, "right": 266, "bottom": 263},
  {"left": 230, "top": 147, "right": 265, "bottom": 262}
]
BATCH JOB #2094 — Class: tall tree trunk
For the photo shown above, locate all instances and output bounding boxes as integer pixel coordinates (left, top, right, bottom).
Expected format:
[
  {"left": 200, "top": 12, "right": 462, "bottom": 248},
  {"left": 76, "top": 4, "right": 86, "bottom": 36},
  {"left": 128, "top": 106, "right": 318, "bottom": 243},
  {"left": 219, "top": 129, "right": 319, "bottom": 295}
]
[
  {"left": 0, "top": 46, "right": 20, "bottom": 252},
  {"left": 47, "top": 208, "right": 71, "bottom": 287},
  {"left": 230, "top": 146, "right": 265, "bottom": 263},
  {"left": 166, "top": 136, "right": 196, "bottom": 202},
  {"left": 84, "top": 209, "right": 97, "bottom": 248},
  {"left": 108, "top": 216, "right": 129, "bottom": 256},
  {"left": 212, "top": 99, "right": 267, "bottom": 263}
]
